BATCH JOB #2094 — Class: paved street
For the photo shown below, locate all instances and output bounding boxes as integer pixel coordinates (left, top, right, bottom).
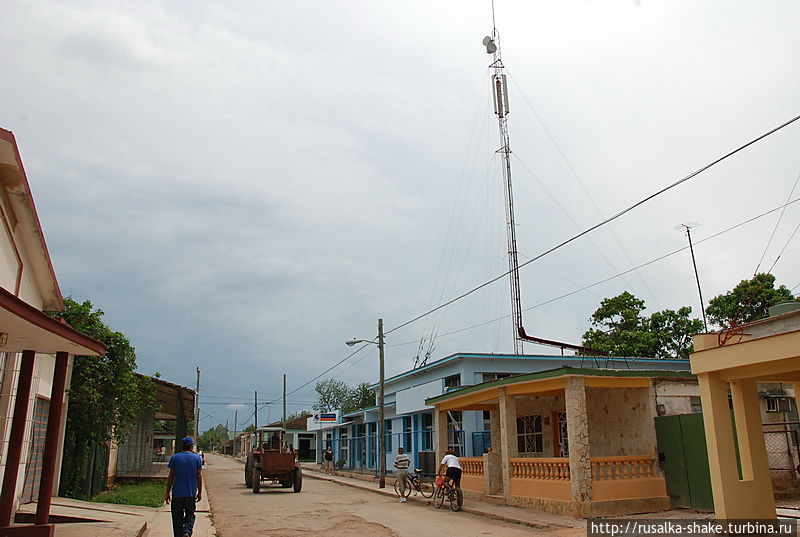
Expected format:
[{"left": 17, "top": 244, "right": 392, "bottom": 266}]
[{"left": 204, "top": 454, "right": 578, "bottom": 537}]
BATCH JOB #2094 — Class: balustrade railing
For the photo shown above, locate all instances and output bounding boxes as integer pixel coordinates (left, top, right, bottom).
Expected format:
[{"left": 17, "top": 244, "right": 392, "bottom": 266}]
[
  {"left": 509, "top": 457, "right": 570, "bottom": 480},
  {"left": 590, "top": 455, "right": 657, "bottom": 480},
  {"left": 460, "top": 457, "right": 484, "bottom": 476}
]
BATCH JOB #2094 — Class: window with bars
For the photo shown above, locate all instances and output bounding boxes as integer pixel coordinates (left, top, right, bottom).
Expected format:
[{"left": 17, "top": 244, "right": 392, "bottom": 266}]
[
  {"left": 516, "top": 414, "right": 543, "bottom": 454},
  {"left": 443, "top": 374, "right": 461, "bottom": 389},
  {"left": 481, "top": 372, "right": 514, "bottom": 382},
  {"left": 766, "top": 397, "right": 792, "bottom": 413},
  {"left": 447, "top": 411, "right": 464, "bottom": 456},
  {"left": 402, "top": 416, "right": 412, "bottom": 452}
]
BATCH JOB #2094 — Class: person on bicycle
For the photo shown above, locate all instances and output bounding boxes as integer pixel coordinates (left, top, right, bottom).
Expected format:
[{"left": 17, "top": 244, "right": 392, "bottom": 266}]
[
  {"left": 393, "top": 446, "right": 411, "bottom": 502},
  {"left": 438, "top": 449, "right": 462, "bottom": 490}
]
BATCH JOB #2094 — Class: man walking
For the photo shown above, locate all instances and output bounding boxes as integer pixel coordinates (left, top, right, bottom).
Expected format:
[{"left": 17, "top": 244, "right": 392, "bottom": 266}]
[
  {"left": 393, "top": 446, "right": 411, "bottom": 502},
  {"left": 165, "top": 437, "right": 203, "bottom": 537},
  {"left": 323, "top": 446, "right": 334, "bottom": 475}
]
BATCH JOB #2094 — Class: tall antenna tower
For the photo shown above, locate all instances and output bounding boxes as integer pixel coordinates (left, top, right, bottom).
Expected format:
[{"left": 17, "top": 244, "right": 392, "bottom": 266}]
[
  {"left": 483, "top": 31, "right": 523, "bottom": 354},
  {"left": 482, "top": 9, "right": 607, "bottom": 357}
]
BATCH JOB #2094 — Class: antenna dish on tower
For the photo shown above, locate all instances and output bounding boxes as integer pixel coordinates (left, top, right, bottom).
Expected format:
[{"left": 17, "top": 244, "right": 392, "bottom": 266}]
[{"left": 482, "top": 36, "right": 497, "bottom": 54}]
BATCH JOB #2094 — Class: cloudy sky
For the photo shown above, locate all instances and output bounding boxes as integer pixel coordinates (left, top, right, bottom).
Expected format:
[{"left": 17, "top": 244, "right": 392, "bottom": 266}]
[{"left": 2, "top": 0, "right": 799, "bottom": 431}]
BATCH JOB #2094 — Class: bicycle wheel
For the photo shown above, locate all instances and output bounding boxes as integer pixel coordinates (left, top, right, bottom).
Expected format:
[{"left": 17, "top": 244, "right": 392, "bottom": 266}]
[
  {"left": 449, "top": 487, "right": 463, "bottom": 511},
  {"left": 433, "top": 487, "right": 445, "bottom": 508},
  {"left": 417, "top": 476, "right": 435, "bottom": 498}
]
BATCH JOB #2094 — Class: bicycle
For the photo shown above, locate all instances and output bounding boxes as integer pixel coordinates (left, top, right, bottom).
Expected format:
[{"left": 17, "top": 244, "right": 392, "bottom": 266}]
[
  {"left": 394, "top": 469, "right": 435, "bottom": 498},
  {"left": 433, "top": 476, "right": 463, "bottom": 511}
]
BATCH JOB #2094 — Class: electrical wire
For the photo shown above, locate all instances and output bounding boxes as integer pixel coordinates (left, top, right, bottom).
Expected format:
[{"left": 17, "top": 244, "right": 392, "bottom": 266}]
[
  {"left": 766, "top": 220, "right": 800, "bottom": 274},
  {"left": 401, "top": 195, "right": 800, "bottom": 343},
  {"left": 754, "top": 168, "right": 800, "bottom": 274},
  {"left": 505, "top": 68, "right": 662, "bottom": 309},
  {"left": 384, "top": 112, "right": 800, "bottom": 337}
]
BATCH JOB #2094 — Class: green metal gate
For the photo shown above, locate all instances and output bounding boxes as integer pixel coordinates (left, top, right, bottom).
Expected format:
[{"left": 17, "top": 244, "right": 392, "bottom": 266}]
[{"left": 655, "top": 413, "right": 713, "bottom": 511}]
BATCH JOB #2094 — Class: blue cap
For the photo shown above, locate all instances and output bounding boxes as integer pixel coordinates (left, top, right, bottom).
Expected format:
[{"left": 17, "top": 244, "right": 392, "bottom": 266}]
[{"left": 181, "top": 437, "right": 194, "bottom": 446}]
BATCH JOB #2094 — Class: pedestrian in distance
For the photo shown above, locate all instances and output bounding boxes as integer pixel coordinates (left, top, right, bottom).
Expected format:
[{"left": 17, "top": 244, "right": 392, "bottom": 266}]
[
  {"left": 393, "top": 446, "right": 411, "bottom": 502},
  {"left": 323, "top": 446, "right": 334, "bottom": 475},
  {"left": 164, "top": 437, "right": 203, "bottom": 537}
]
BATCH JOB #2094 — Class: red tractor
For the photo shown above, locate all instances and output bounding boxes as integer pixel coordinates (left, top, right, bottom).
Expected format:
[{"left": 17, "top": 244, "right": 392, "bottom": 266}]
[{"left": 244, "top": 427, "right": 302, "bottom": 493}]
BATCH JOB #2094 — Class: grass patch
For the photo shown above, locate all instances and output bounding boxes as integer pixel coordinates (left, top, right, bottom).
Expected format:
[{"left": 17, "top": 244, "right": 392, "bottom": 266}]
[{"left": 91, "top": 480, "right": 166, "bottom": 508}]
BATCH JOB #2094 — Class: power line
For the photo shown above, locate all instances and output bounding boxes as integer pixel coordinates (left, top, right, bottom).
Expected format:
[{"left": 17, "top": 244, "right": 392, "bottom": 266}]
[
  {"left": 418, "top": 195, "right": 800, "bottom": 342},
  {"left": 384, "top": 112, "right": 800, "bottom": 336},
  {"left": 766, "top": 220, "right": 800, "bottom": 274},
  {"left": 754, "top": 168, "right": 800, "bottom": 274}
]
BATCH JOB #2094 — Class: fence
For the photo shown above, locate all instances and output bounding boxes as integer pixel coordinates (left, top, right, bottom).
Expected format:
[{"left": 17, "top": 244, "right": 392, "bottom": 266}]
[
  {"left": 764, "top": 421, "right": 800, "bottom": 493},
  {"left": 322, "top": 431, "right": 437, "bottom": 471}
]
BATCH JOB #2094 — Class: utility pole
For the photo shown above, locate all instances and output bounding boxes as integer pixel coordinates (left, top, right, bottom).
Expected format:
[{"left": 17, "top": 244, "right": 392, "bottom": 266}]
[
  {"left": 677, "top": 222, "right": 709, "bottom": 332},
  {"left": 254, "top": 390, "right": 258, "bottom": 429},
  {"left": 195, "top": 367, "right": 200, "bottom": 440},
  {"left": 233, "top": 409, "right": 238, "bottom": 455},
  {"left": 378, "top": 318, "right": 386, "bottom": 489},
  {"left": 282, "top": 374, "right": 287, "bottom": 430}
]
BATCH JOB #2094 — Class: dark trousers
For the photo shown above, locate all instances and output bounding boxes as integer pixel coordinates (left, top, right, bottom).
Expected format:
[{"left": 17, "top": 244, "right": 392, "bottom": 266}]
[{"left": 171, "top": 497, "right": 196, "bottom": 537}]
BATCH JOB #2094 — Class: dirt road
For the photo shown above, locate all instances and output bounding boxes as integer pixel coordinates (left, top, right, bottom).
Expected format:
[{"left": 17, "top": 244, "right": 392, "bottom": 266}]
[{"left": 204, "top": 453, "right": 576, "bottom": 537}]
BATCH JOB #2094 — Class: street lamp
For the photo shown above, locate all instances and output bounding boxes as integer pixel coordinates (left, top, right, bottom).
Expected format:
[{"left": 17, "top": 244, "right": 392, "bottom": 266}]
[{"left": 346, "top": 318, "right": 386, "bottom": 488}]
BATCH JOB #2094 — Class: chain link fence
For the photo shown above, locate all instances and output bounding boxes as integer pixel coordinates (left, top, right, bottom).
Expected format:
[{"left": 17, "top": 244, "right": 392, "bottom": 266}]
[{"left": 765, "top": 421, "right": 800, "bottom": 509}]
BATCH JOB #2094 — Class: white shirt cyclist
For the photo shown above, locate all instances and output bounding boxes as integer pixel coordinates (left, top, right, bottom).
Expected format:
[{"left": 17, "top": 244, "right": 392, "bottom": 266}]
[{"left": 440, "top": 454, "right": 461, "bottom": 470}]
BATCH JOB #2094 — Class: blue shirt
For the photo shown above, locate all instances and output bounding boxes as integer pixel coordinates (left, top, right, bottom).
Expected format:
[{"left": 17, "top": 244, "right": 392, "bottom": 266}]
[{"left": 167, "top": 451, "right": 203, "bottom": 497}]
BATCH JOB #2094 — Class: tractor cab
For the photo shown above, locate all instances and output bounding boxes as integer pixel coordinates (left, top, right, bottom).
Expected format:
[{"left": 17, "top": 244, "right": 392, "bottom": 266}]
[{"left": 256, "top": 428, "right": 286, "bottom": 452}]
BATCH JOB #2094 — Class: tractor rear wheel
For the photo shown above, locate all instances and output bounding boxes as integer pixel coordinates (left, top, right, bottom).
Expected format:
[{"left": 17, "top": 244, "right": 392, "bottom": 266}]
[
  {"left": 244, "top": 457, "right": 253, "bottom": 488},
  {"left": 252, "top": 468, "right": 261, "bottom": 494},
  {"left": 293, "top": 468, "right": 303, "bottom": 493}
]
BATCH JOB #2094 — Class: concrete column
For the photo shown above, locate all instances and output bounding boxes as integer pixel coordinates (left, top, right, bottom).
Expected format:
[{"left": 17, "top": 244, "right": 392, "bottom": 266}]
[
  {"left": 565, "top": 376, "right": 592, "bottom": 505},
  {"left": 483, "top": 450, "right": 502, "bottom": 495},
  {"left": 698, "top": 373, "right": 776, "bottom": 518},
  {"left": 434, "top": 408, "right": 448, "bottom": 464},
  {"left": 498, "top": 388, "right": 517, "bottom": 496},
  {"left": 490, "top": 408, "right": 501, "bottom": 452}
]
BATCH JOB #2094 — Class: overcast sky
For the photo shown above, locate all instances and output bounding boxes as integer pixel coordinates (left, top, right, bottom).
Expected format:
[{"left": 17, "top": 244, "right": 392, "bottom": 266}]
[{"left": 2, "top": 0, "right": 799, "bottom": 432}]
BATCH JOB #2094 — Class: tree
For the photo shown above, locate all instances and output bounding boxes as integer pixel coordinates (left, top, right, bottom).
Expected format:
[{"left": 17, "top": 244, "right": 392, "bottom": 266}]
[
  {"left": 199, "top": 424, "right": 230, "bottom": 451},
  {"left": 343, "top": 382, "right": 376, "bottom": 414},
  {"left": 313, "top": 379, "right": 377, "bottom": 414},
  {"left": 705, "top": 273, "right": 795, "bottom": 328},
  {"left": 286, "top": 410, "right": 313, "bottom": 423},
  {"left": 582, "top": 292, "right": 703, "bottom": 359},
  {"left": 313, "top": 379, "right": 351, "bottom": 412},
  {"left": 48, "top": 298, "right": 154, "bottom": 498}
]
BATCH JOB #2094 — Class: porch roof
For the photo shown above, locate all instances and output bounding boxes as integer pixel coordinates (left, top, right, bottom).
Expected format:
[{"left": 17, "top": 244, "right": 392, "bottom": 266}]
[
  {"left": 425, "top": 366, "right": 694, "bottom": 410},
  {"left": 0, "top": 285, "right": 106, "bottom": 355}
]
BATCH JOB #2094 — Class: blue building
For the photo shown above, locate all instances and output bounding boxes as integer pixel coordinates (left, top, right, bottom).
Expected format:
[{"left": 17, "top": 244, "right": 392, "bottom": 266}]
[{"left": 309, "top": 353, "right": 691, "bottom": 473}]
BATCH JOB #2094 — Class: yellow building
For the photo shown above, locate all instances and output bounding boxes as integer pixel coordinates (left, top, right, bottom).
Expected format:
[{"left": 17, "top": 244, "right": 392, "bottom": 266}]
[
  {"left": 690, "top": 305, "right": 800, "bottom": 519},
  {"left": 426, "top": 367, "right": 696, "bottom": 517}
]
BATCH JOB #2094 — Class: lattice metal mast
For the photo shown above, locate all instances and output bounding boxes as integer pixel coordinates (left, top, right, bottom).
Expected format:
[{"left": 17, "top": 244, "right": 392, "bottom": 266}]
[{"left": 484, "top": 31, "right": 523, "bottom": 354}]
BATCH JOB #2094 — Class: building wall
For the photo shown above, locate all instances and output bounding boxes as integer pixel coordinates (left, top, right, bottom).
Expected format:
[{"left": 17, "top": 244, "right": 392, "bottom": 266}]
[{"left": 587, "top": 387, "right": 656, "bottom": 457}]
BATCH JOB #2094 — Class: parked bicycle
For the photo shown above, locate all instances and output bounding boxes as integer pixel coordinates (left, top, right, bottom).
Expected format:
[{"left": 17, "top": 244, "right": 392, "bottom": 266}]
[
  {"left": 393, "top": 469, "right": 435, "bottom": 499},
  {"left": 433, "top": 475, "right": 463, "bottom": 511}
]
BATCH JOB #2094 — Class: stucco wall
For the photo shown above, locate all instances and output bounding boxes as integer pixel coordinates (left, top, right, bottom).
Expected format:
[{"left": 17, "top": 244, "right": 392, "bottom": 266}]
[
  {"left": 587, "top": 387, "right": 656, "bottom": 457},
  {"left": 654, "top": 379, "right": 700, "bottom": 416}
]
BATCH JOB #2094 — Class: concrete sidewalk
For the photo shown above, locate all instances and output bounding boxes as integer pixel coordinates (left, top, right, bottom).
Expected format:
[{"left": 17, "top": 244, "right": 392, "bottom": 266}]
[
  {"left": 143, "top": 482, "right": 215, "bottom": 537},
  {"left": 15, "top": 498, "right": 153, "bottom": 537},
  {"left": 300, "top": 464, "right": 583, "bottom": 531}
]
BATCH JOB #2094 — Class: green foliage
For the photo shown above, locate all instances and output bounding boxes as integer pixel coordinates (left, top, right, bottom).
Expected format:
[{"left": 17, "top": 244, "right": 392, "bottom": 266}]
[
  {"left": 582, "top": 292, "right": 703, "bottom": 359},
  {"left": 50, "top": 298, "right": 154, "bottom": 499},
  {"left": 91, "top": 480, "right": 166, "bottom": 508},
  {"left": 705, "top": 273, "right": 795, "bottom": 328},
  {"left": 199, "top": 423, "right": 229, "bottom": 451},
  {"left": 313, "top": 379, "right": 377, "bottom": 414},
  {"left": 285, "top": 410, "right": 313, "bottom": 423},
  {"left": 313, "top": 379, "right": 351, "bottom": 412},
  {"left": 243, "top": 424, "right": 256, "bottom": 433},
  {"left": 344, "top": 382, "right": 376, "bottom": 414}
]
